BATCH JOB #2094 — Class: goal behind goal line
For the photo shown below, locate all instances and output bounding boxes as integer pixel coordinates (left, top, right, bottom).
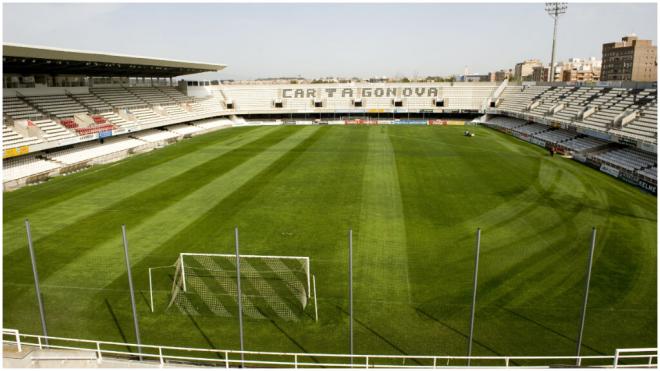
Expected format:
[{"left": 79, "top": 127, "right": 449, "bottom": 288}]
[{"left": 149, "top": 253, "right": 317, "bottom": 322}]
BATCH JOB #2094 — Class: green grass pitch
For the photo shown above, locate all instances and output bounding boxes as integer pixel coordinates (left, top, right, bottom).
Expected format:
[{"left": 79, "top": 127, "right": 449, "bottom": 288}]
[{"left": 3, "top": 125, "right": 656, "bottom": 364}]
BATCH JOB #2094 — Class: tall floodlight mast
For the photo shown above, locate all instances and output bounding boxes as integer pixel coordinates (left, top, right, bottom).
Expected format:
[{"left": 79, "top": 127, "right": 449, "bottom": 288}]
[{"left": 545, "top": 3, "right": 568, "bottom": 82}]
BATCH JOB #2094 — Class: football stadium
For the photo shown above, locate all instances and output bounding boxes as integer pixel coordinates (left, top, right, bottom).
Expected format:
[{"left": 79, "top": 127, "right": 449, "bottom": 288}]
[{"left": 2, "top": 4, "right": 658, "bottom": 369}]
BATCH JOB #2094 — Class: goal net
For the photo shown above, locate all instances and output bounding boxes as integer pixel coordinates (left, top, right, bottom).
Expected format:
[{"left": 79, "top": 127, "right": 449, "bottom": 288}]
[{"left": 167, "top": 253, "right": 311, "bottom": 321}]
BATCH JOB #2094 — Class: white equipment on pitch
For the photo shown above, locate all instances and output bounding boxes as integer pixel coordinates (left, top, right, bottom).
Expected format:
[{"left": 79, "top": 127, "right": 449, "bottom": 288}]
[{"left": 157, "top": 253, "right": 316, "bottom": 322}]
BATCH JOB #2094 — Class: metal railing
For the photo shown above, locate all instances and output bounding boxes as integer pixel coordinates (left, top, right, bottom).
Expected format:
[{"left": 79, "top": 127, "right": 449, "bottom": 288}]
[{"left": 2, "top": 329, "right": 656, "bottom": 368}]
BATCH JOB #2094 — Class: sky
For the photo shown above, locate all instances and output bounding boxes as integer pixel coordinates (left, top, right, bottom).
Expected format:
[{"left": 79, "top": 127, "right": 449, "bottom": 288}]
[{"left": 2, "top": 2, "right": 657, "bottom": 80}]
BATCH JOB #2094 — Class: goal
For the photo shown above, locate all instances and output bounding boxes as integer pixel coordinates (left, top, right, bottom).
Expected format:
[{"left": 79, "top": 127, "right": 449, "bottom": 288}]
[{"left": 163, "top": 253, "right": 312, "bottom": 321}]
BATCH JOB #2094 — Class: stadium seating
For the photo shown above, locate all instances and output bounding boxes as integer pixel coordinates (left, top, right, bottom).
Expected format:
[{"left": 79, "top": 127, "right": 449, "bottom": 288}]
[
  {"left": 72, "top": 93, "right": 113, "bottom": 113},
  {"left": 45, "top": 137, "right": 146, "bottom": 165},
  {"left": 128, "top": 87, "right": 180, "bottom": 106},
  {"left": 166, "top": 123, "right": 203, "bottom": 136},
  {"left": 90, "top": 87, "right": 146, "bottom": 108},
  {"left": 443, "top": 86, "right": 494, "bottom": 110},
  {"left": 533, "top": 128, "right": 578, "bottom": 144},
  {"left": 24, "top": 95, "right": 88, "bottom": 119},
  {"left": 100, "top": 111, "right": 134, "bottom": 129},
  {"left": 3, "top": 96, "right": 42, "bottom": 120},
  {"left": 610, "top": 99, "right": 657, "bottom": 142},
  {"left": 484, "top": 116, "right": 528, "bottom": 130},
  {"left": 162, "top": 104, "right": 192, "bottom": 122},
  {"left": 2, "top": 87, "right": 237, "bottom": 151},
  {"left": 188, "top": 97, "right": 225, "bottom": 117},
  {"left": 158, "top": 86, "right": 194, "bottom": 103},
  {"left": 513, "top": 123, "right": 549, "bottom": 136},
  {"left": 31, "top": 119, "right": 76, "bottom": 141},
  {"left": 218, "top": 84, "right": 497, "bottom": 112},
  {"left": 221, "top": 86, "right": 277, "bottom": 111},
  {"left": 2, "top": 124, "right": 43, "bottom": 149},
  {"left": 193, "top": 118, "right": 234, "bottom": 130},
  {"left": 73, "top": 124, "right": 115, "bottom": 136},
  {"left": 496, "top": 85, "right": 550, "bottom": 112},
  {"left": 3, "top": 155, "right": 61, "bottom": 182},
  {"left": 132, "top": 107, "right": 164, "bottom": 127},
  {"left": 131, "top": 129, "right": 180, "bottom": 143},
  {"left": 590, "top": 147, "right": 656, "bottom": 172},
  {"left": 559, "top": 136, "right": 609, "bottom": 152},
  {"left": 484, "top": 114, "right": 611, "bottom": 154},
  {"left": 638, "top": 166, "right": 657, "bottom": 182},
  {"left": 496, "top": 85, "right": 658, "bottom": 144}
]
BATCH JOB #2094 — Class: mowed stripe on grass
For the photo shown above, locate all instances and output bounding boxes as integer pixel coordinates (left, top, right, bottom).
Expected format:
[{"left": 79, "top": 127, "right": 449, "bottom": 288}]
[
  {"left": 3, "top": 126, "right": 299, "bottom": 287},
  {"left": 6, "top": 127, "right": 320, "bottom": 306},
  {"left": 4, "top": 126, "right": 263, "bottom": 218},
  {"left": 3, "top": 126, "right": 278, "bottom": 253},
  {"left": 355, "top": 127, "right": 410, "bottom": 304}
]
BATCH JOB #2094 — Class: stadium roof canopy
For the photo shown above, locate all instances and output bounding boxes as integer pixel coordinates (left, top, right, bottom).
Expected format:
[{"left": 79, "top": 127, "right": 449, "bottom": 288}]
[{"left": 3, "top": 43, "right": 226, "bottom": 77}]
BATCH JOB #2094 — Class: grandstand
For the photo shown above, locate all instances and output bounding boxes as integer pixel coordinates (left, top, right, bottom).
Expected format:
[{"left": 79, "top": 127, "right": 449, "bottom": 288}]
[
  {"left": 590, "top": 147, "right": 657, "bottom": 172},
  {"left": 130, "top": 128, "right": 180, "bottom": 143},
  {"left": 3, "top": 155, "right": 60, "bottom": 182},
  {"left": 23, "top": 94, "right": 88, "bottom": 119},
  {"left": 492, "top": 84, "right": 658, "bottom": 146},
  {"left": 561, "top": 136, "right": 610, "bottom": 153},
  {"left": 532, "top": 128, "right": 578, "bottom": 144},
  {"left": 218, "top": 83, "right": 495, "bottom": 114},
  {"left": 512, "top": 122, "right": 550, "bottom": 136}
]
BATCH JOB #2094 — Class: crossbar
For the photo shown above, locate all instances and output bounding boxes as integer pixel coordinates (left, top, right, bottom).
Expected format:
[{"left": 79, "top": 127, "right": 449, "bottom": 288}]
[
  {"left": 180, "top": 253, "right": 310, "bottom": 262},
  {"left": 178, "top": 252, "right": 311, "bottom": 298}
]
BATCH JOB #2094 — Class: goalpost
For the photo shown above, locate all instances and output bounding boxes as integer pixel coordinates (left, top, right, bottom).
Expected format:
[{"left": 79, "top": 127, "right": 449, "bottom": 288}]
[{"left": 156, "top": 253, "right": 317, "bottom": 321}]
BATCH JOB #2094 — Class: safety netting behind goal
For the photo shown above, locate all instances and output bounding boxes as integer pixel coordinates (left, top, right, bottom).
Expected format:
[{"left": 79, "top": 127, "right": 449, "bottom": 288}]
[{"left": 168, "top": 254, "right": 310, "bottom": 322}]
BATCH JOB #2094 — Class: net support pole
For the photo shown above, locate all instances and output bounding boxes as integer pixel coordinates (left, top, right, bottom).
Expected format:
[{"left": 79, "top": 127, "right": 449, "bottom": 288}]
[
  {"left": 467, "top": 227, "right": 481, "bottom": 366},
  {"left": 121, "top": 225, "right": 142, "bottom": 360},
  {"left": 235, "top": 226, "right": 245, "bottom": 367},
  {"left": 25, "top": 219, "right": 49, "bottom": 346},
  {"left": 180, "top": 254, "right": 187, "bottom": 292},
  {"left": 349, "top": 229, "right": 354, "bottom": 361},
  {"left": 148, "top": 268, "right": 154, "bottom": 313},
  {"left": 576, "top": 227, "right": 597, "bottom": 364},
  {"left": 313, "top": 274, "right": 319, "bottom": 322},
  {"left": 306, "top": 257, "right": 311, "bottom": 298}
]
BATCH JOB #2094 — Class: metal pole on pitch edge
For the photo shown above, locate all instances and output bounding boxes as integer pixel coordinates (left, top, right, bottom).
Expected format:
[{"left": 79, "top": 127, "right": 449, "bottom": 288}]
[
  {"left": 121, "top": 225, "right": 142, "bottom": 360},
  {"left": 576, "top": 227, "right": 597, "bottom": 365},
  {"left": 348, "top": 229, "right": 354, "bottom": 363},
  {"left": 235, "top": 226, "right": 245, "bottom": 367},
  {"left": 148, "top": 268, "right": 154, "bottom": 313},
  {"left": 467, "top": 228, "right": 481, "bottom": 366},
  {"left": 25, "top": 219, "right": 49, "bottom": 346}
]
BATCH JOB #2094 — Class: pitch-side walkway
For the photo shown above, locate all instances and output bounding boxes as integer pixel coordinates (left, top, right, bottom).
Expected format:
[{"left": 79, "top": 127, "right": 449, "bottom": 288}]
[{"left": 3, "top": 344, "right": 184, "bottom": 368}]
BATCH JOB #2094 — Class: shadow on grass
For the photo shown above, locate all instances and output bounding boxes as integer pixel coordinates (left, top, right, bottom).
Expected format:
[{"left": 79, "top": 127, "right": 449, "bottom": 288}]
[
  {"left": 335, "top": 304, "right": 420, "bottom": 365},
  {"left": 414, "top": 307, "right": 512, "bottom": 366},
  {"left": 501, "top": 307, "right": 604, "bottom": 355},
  {"left": 184, "top": 311, "right": 225, "bottom": 360},
  {"left": 104, "top": 298, "right": 130, "bottom": 351},
  {"left": 266, "top": 316, "right": 324, "bottom": 366}
]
